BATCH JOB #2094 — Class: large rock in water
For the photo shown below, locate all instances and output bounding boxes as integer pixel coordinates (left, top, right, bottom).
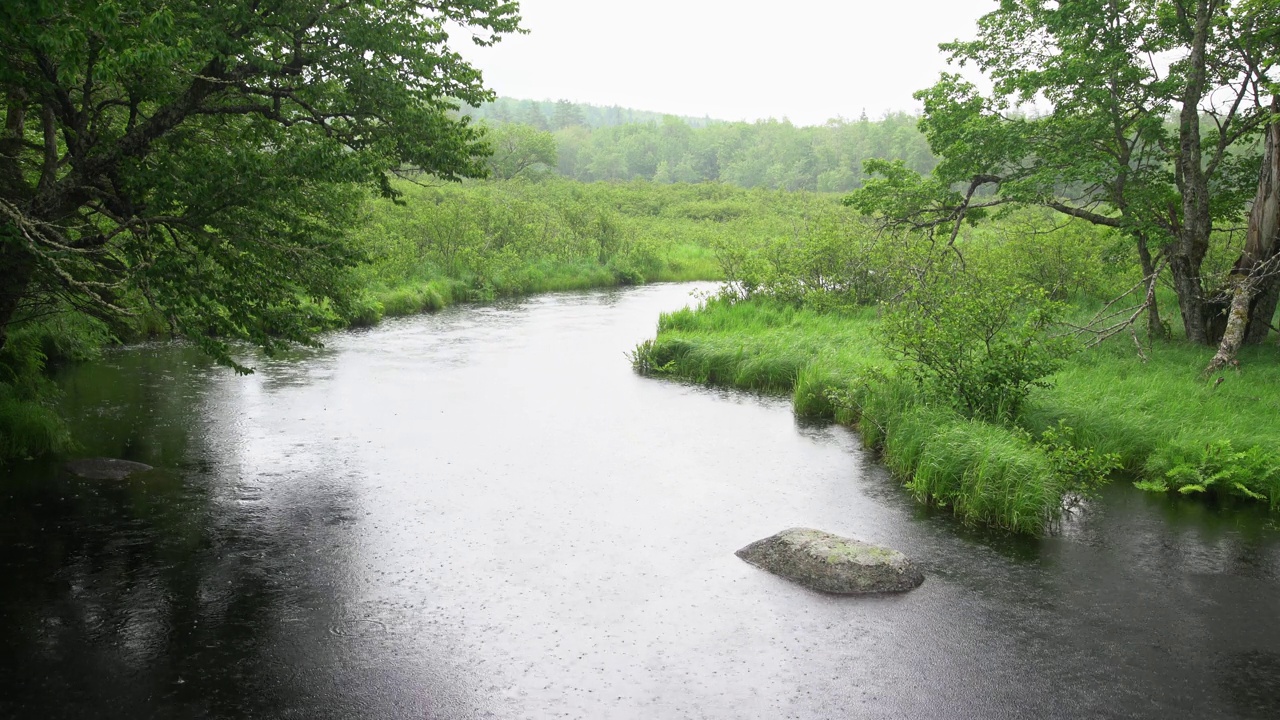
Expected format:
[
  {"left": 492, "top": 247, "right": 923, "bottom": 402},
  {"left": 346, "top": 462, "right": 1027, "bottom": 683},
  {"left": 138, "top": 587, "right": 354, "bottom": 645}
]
[
  {"left": 63, "top": 457, "right": 153, "bottom": 480},
  {"left": 735, "top": 527, "right": 924, "bottom": 594}
]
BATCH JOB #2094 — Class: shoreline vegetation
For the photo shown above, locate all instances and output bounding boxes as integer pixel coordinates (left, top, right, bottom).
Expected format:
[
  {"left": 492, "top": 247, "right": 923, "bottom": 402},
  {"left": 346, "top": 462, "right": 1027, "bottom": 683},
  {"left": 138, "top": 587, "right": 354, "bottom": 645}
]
[
  {"left": 6, "top": 172, "right": 1280, "bottom": 536},
  {"left": 628, "top": 198, "right": 1280, "bottom": 534},
  {"left": 3, "top": 178, "right": 833, "bottom": 459},
  {"left": 4, "top": 4, "right": 1277, "bottom": 542},
  {"left": 0, "top": 95, "right": 1274, "bottom": 532},
  {"left": 5, "top": 173, "right": 1278, "bottom": 536},
  {"left": 632, "top": 296, "right": 1280, "bottom": 535}
]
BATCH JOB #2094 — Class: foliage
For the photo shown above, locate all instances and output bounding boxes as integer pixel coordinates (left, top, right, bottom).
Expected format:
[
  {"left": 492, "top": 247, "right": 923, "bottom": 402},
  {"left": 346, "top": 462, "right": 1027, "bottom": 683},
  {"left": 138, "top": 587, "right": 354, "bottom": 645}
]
[
  {"left": 481, "top": 122, "right": 558, "bottom": 180},
  {"left": 881, "top": 255, "right": 1072, "bottom": 422},
  {"left": 632, "top": 297, "right": 1072, "bottom": 534},
  {"left": 705, "top": 199, "right": 899, "bottom": 307},
  {"left": 631, "top": 260, "right": 1280, "bottom": 531},
  {"left": 889, "top": 406, "right": 1063, "bottom": 535},
  {"left": 0, "top": 0, "right": 523, "bottom": 370},
  {"left": 0, "top": 318, "right": 82, "bottom": 460},
  {"left": 0, "top": 387, "right": 70, "bottom": 461},
  {"left": 1141, "top": 440, "right": 1280, "bottom": 509},
  {"left": 349, "top": 178, "right": 752, "bottom": 311},
  {"left": 1031, "top": 421, "right": 1122, "bottom": 504},
  {"left": 850, "top": 0, "right": 1278, "bottom": 345},
  {"left": 469, "top": 100, "right": 938, "bottom": 191},
  {"left": 467, "top": 97, "right": 719, "bottom": 130}
]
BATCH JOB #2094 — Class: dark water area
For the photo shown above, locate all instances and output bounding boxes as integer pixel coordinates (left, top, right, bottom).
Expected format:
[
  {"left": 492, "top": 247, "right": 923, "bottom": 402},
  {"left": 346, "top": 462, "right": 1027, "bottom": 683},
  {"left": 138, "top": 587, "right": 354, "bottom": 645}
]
[{"left": 2, "top": 283, "right": 1279, "bottom": 719}]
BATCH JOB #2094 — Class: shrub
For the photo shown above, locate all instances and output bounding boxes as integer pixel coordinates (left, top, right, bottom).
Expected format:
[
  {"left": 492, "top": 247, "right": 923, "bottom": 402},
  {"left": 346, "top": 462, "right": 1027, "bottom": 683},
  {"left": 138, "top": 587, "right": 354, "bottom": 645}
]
[{"left": 882, "top": 266, "right": 1071, "bottom": 422}]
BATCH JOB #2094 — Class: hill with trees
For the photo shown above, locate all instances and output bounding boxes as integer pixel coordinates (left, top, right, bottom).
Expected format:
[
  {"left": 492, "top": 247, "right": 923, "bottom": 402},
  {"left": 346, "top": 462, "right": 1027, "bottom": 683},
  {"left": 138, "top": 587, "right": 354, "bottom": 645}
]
[{"left": 466, "top": 98, "right": 937, "bottom": 191}]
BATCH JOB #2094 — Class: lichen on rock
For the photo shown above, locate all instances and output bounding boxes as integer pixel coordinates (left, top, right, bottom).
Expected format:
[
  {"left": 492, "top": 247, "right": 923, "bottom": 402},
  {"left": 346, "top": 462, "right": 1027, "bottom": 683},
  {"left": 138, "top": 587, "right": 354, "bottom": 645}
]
[{"left": 735, "top": 527, "right": 924, "bottom": 594}]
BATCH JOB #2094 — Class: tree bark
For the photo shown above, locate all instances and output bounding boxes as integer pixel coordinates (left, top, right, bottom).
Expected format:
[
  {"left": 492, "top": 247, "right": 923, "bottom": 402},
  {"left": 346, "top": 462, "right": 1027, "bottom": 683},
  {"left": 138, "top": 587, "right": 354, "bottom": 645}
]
[
  {"left": 0, "top": 241, "right": 35, "bottom": 355},
  {"left": 1205, "top": 97, "right": 1280, "bottom": 372},
  {"left": 0, "top": 92, "right": 33, "bottom": 355},
  {"left": 1170, "top": 254, "right": 1210, "bottom": 342},
  {"left": 1206, "top": 275, "right": 1255, "bottom": 373},
  {"left": 1172, "top": 0, "right": 1216, "bottom": 345},
  {"left": 1245, "top": 279, "right": 1279, "bottom": 344},
  {"left": 1136, "top": 232, "right": 1165, "bottom": 338}
]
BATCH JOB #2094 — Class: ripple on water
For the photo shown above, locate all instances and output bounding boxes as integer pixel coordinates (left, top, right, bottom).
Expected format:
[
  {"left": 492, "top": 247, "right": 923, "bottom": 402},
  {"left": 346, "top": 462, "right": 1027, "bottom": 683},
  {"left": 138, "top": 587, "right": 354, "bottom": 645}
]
[
  {"left": 328, "top": 619, "right": 388, "bottom": 638},
  {"left": 1220, "top": 649, "right": 1280, "bottom": 719}
]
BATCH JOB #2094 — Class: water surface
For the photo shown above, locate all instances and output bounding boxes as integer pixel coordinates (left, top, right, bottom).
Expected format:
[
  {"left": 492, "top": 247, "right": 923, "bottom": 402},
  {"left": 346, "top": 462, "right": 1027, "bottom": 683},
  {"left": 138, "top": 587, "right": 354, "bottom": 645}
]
[{"left": 2, "top": 283, "right": 1278, "bottom": 719}]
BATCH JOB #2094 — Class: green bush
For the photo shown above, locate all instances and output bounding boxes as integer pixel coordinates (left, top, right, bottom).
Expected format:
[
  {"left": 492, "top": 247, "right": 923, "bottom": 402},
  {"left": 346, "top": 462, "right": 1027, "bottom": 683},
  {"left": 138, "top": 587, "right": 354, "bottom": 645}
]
[
  {"left": 0, "top": 389, "right": 71, "bottom": 461},
  {"left": 883, "top": 268, "right": 1071, "bottom": 422}
]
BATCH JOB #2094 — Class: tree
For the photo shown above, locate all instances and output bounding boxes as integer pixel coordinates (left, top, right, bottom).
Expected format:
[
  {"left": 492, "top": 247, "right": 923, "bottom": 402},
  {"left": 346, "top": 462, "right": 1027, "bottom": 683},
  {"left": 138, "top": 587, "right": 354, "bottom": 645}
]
[
  {"left": 854, "top": 0, "right": 1275, "bottom": 345},
  {"left": 1207, "top": 95, "right": 1280, "bottom": 370},
  {"left": 1207, "top": 0, "right": 1280, "bottom": 369},
  {"left": 516, "top": 100, "right": 549, "bottom": 131},
  {"left": 483, "top": 122, "right": 558, "bottom": 180},
  {"left": 551, "top": 99, "right": 585, "bottom": 130},
  {"left": 0, "top": 0, "right": 521, "bottom": 365}
]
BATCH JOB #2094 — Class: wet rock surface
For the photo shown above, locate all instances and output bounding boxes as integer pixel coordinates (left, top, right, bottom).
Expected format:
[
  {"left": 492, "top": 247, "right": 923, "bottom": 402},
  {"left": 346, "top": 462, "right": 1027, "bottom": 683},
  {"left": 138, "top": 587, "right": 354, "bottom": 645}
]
[
  {"left": 736, "top": 527, "right": 924, "bottom": 594},
  {"left": 62, "top": 457, "right": 153, "bottom": 480}
]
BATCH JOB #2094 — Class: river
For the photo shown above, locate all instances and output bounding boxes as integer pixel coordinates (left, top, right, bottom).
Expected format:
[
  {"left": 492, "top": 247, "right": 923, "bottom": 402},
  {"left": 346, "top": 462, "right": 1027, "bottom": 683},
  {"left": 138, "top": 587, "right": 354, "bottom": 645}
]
[{"left": 1, "top": 283, "right": 1278, "bottom": 719}]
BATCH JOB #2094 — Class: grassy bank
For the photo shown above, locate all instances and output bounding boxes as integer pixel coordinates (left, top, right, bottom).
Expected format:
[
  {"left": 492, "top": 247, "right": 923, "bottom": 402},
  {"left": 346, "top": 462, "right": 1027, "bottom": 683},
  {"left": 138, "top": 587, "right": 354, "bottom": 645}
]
[
  {"left": 333, "top": 178, "right": 847, "bottom": 325},
  {"left": 634, "top": 296, "right": 1280, "bottom": 534},
  {"left": 2, "top": 179, "right": 846, "bottom": 461}
]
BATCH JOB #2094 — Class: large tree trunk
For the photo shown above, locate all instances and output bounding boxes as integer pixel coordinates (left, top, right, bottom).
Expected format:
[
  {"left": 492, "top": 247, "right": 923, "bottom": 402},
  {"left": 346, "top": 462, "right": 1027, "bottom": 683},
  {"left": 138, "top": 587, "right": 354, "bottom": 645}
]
[
  {"left": 1172, "top": 0, "right": 1216, "bottom": 345},
  {"left": 1205, "top": 98, "right": 1280, "bottom": 373},
  {"left": 0, "top": 241, "right": 35, "bottom": 355},
  {"left": 1170, "top": 254, "right": 1210, "bottom": 342},
  {"left": 0, "top": 93, "right": 32, "bottom": 355},
  {"left": 1245, "top": 279, "right": 1279, "bottom": 344}
]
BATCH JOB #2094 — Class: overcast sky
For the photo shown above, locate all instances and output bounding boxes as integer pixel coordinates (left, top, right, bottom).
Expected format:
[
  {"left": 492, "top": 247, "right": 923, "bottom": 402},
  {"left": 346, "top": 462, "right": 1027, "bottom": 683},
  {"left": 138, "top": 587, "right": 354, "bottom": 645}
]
[{"left": 460, "top": 0, "right": 998, "bottom": 126}]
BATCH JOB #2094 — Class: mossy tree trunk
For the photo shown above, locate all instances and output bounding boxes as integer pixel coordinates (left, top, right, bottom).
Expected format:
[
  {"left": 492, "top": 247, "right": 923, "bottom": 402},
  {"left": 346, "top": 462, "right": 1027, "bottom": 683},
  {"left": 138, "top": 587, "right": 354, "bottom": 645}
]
[
  {"left": 1171, "top": 0, "right": 1216, "bottom": 346},
  {"left": 1206, "top": 97, "right": 1280, "bottom": 374}
]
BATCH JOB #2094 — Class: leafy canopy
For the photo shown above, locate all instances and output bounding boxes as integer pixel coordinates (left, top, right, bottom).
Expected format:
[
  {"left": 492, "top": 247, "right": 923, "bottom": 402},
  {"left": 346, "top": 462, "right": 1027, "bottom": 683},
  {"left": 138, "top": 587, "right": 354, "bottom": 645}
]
[
  {"left": 0, "top": 0, "right": 522, "bottom": 367},
  {"left": 849, "top": 0, "right": 1270, "bottom": 246}
]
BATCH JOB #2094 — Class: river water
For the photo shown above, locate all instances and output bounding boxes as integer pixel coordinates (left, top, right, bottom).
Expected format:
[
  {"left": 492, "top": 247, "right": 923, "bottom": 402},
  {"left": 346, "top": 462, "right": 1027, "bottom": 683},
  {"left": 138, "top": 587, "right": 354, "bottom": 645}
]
[{"left": 1, "top": 283, "right": 1278, "bottom": 719}]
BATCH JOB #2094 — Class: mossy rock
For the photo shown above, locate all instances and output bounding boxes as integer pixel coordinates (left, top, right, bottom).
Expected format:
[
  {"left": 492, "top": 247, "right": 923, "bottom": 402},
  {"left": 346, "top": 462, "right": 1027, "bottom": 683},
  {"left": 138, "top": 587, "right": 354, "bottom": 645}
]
[{"left": 736, "top": 527, "right": 924, "bottom": 594}]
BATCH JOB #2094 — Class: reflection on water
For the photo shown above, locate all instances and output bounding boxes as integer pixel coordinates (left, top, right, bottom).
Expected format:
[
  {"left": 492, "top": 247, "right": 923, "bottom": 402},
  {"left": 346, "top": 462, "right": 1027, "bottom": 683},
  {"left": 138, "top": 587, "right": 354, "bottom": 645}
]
[{"left": 2, "top": 283, "right": 1278, "bottom": 719}]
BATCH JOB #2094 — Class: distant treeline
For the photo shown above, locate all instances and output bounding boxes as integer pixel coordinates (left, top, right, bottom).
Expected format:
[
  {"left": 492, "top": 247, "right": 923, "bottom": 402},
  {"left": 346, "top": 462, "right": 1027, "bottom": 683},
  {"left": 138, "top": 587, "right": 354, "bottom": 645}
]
[
  {"left": 462, "top": 98, "right": 936, "bottom": 192},
  {"left": 464, "top": 97, "right": 721, "bottom": 129}
]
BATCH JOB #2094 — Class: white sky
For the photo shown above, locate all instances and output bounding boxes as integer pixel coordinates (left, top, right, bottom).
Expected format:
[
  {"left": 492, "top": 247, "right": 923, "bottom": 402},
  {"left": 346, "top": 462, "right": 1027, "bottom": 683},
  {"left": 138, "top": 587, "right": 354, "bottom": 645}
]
[{"left": 461, "top": 0, "right": 999, "bottom": 126}]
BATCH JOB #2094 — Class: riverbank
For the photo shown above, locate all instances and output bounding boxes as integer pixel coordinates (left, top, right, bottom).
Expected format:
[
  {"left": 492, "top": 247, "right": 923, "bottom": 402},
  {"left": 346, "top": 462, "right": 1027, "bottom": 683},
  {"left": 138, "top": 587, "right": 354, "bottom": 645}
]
[
  {"left": 633, "top": 296, "right": 1280, "bottom": 534},
  {"left": 346, "top": 245, "right": 720, "bottom": 327},
  {"left": 332, "top": 178, "right": 836, "bottom": 326},
  {"left": 7, "top": 281, "right": 1277, "bottom": 719},
  {"left": 3, "top": 179, "right": 850, "bottom": 461}
]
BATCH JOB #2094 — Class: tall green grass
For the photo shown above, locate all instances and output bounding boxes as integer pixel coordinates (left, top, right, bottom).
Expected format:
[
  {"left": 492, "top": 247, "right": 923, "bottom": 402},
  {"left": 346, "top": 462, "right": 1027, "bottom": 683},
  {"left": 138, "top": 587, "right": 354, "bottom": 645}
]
[
  {"left": 633, "top": 294, "right": 1280, "bottom": 533},
  {"left": 0, "top": 316, "right": 96, "bottom": 461},
  {"left": 0, "top": 390, "right": 71, "bottom": 460},
  {"left": 332, "top": 179, "right": 783, "bottom": 327}
]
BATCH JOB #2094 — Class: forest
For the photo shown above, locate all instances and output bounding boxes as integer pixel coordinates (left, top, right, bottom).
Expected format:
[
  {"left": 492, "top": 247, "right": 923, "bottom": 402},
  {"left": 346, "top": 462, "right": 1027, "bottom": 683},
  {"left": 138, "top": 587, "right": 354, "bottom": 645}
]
[{"left": 465, "top": 97, "right": 937, "bottom": 190}]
